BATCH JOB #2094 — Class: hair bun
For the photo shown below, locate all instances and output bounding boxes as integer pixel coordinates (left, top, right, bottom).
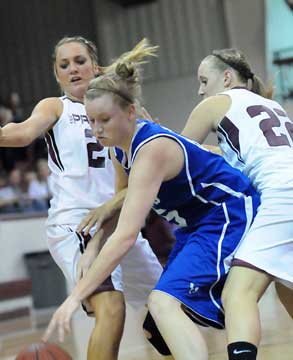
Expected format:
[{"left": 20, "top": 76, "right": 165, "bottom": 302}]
[{"left": 116, "top": 62, "right": 134, "bottom": 79}]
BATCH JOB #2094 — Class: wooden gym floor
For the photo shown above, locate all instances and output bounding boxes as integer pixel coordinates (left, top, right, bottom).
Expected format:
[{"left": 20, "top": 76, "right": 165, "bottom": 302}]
[{"left": 0, "top": 284, "right": 292, "bottom": 359}]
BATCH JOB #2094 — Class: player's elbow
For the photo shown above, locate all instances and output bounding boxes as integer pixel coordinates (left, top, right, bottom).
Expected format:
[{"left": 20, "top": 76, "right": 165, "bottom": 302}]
[
  {"left": 15, "top": 136, "right": 33, "bottom": 147},
  {"left": 17, "top": 128, "right": 35, "bottom": 146},
  {"left": 120, "top": 233, "right": 138, "bottom": 252}
]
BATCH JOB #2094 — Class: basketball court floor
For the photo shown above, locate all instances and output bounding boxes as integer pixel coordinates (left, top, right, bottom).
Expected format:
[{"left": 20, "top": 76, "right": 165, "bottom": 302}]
[{"left": 0, "top": 284, "right": 292, "bottom": 359}]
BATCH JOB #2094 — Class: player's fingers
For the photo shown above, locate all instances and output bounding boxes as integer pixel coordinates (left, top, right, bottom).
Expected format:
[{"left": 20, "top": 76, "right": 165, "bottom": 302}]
[
  {"left": 83, "top": 226, "right": 90, "bottom": 236},
  {"left": 58, "top": 320, "right": 65, "bottom": 343},
  {"left": 141, "top": 107, "right": 153, "bottom": 121},
  {"left": 42, "top": 318, "right": 56, "bottom": 342},
  {"left": 64, "top": 317, "right": 71, "bottom": 335},
  {"left": 78, "top": 209, "right": 96, "bottom": 232},
  {"left": 84, "top": 215, "right": 100, "bottom": 235},
  {"left": 77, "top": 215, "right": 90, "bottom": 233},
  {"left": 84, "top": 215, "right": 98, "bottom": 234},
  {"left": 94, "top": 218, "right": 102, "bottom": 233}
]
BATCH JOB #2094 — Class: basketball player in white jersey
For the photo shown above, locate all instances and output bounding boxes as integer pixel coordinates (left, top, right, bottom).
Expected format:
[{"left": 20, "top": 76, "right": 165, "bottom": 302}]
[
  {"left": 0, "top": 36, "right": 163, "bottom": 360},
  {"left": 181, "top": 49, "right": 293, "bottom": 360}
]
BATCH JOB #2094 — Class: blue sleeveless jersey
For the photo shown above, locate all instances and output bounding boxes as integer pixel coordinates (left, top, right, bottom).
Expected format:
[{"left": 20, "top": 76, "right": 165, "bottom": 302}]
[
  {"left": 114, "top": 120, "right": 258, "bottom": 228},
  {"left": 114, "top": 120, "right": 260, "bottom": 329}
]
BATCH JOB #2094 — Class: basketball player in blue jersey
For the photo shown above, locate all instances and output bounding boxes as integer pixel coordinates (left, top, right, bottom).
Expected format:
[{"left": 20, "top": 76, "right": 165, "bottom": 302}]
[
  {"left": 43, "top": 41, "right": 260, "bottom": 360},
  {"left": 0, "top": 37, "right": 164, "bottom": 360},
  {"left": 181, "top": 49, "right": 293, "bottom": 360}
]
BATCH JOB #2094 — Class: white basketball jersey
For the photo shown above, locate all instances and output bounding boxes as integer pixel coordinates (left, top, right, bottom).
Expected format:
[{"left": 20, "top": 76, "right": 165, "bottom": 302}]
[
  {"left": 217, "top": 88, "right": 293, "bottom": 195},
  {"left": 45, "top": 96, "right": 115, "bottom": 226}
]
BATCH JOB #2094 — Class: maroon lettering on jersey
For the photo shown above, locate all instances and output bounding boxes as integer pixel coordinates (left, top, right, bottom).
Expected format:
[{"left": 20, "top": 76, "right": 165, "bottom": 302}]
[
  {"left": 84, "top": 128, "right": 93, "bottom": 138},
  {"left": 273, "top": 108, "right": 287, "bottom": 117},
  {"left": 285, "top": 121, "right": 293, "bottom": 140},
  {"left": 70, "top": 114, "right": 89, "bottom": 124},
  {"left": 274, "top": 107, "right": 293, "bottom": 142},
  {"left": 247, "top": 105, "right": 293, "bottom": 147},
  {"left": 84, "top": 129, "right": 105, "bottom": 168},
  {"left": 81, "top": 115, "right": 89, "bottom": 123},
  {"left": 72, "top": 114, "right": 80, "bottom": 123}
]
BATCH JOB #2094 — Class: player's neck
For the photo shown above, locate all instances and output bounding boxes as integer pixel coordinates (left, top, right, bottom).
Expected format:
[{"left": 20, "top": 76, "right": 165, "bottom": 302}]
[{"left": 64, "top": 93, "right": 84, "bottom": 104}]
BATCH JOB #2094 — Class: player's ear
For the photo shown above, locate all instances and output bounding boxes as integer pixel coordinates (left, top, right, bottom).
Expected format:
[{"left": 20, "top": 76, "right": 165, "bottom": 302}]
[
  {"left": 94, "top": 65, "right": 102, "bottom": 77},
  {"left": 128, "top": 103, "right": 136, "bottom": 120},
  {"left": 54, "top": 66, "right": 60, "bottom": 83},
  {"left": 223, "top": 69, "right": 233, "bottom": 87}
]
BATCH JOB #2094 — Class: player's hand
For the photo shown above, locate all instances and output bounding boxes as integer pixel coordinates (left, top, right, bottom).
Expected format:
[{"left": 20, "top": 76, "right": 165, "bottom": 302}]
[
  {"left": 77, "top": 204, "right": 113, "bottom": 235},
  {"left": 76, "top": 229, "right": 104, "bottom": 280},
  {"left": 202, "top": 144, "right": 222, "bottom": 155},
  {"left": 141, "top": 107, "right": 160, "bottom": 124},
  {"left": 42, "top": 295, "right": 80, "bottom": 343}
]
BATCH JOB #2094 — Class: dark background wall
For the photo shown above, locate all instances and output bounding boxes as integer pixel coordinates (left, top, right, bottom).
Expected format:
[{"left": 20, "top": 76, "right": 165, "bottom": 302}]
[
  {"left": 0, "top": 0, "right": 266, "bottom": 135},
  {"left": 0, "top": 0, "right": 95, "bottom": 114}
]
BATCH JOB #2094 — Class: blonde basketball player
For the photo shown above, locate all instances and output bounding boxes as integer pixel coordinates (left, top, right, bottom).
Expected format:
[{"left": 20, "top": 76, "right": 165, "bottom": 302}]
[
  {"left": 181, "top": 48, "right": 293, "bottom": 360},
  {"left": 0, "top": 36, "right": 163, "bottom": 360}
]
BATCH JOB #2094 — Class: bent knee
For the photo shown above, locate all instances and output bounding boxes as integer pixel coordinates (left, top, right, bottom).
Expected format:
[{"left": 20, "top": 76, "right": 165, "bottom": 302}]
[
  {"left": 90, "top": 291, "right": 126, "bottom": 321},
  {"left": 222, "top": 266, "right": 271, "bottom": 309},
  {"left": 148, "top": 290, "right": 180, "bottom": 317}
]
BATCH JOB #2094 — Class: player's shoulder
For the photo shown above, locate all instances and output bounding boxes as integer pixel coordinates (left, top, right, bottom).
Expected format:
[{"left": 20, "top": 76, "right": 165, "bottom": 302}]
[
  {"left": 202, "top": 94, "right": 231, "bottom": 109},
  {"left": 38, "top": 96, "right": 62, "bottom": 106},
  {"left": 32, "top": 97, "right": 63, "bottom": 120},
  {"left": 194, "top": 95, "right": 232, "bottom": 129},
  {"left": 36, "top": 97, "right": 63, "bottom": 111}
]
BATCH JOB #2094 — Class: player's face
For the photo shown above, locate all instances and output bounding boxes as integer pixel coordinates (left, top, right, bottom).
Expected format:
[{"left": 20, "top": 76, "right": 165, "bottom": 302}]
[
  {"left": 85, "top": 94, "right": 136, "bottom": 149},
  {"left": 197, "top": 60, "right": 225, "bottom": 99},
  {"left": 55, "top": 42, "right": 99, "bottom": 101}
]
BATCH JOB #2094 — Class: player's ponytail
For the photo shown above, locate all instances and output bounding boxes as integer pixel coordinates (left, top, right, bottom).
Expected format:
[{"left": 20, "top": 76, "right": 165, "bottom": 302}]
[{"left": 85, "top": 38, "right": 158, "bottom": 110}]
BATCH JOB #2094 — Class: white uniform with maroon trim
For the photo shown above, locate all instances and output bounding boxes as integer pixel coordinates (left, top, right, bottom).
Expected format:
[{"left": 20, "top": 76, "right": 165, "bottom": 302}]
[
  {"left": 46, "top": 96, "right": 115, "bottom": 227},
  {"left": 45, "top": 96, "right": 162, "bottom": 308},
  {"left": 217, "top": 88, "right": 293, "bottom": 287}
]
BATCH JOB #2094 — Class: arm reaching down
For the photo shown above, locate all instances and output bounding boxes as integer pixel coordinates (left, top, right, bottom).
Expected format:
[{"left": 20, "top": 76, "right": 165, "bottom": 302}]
[
  {"left": 77, "top": 210, "right": 121, "bottom": 280},
  {"left": 43, "top": 136, "right": 183, "bottom": 342}
]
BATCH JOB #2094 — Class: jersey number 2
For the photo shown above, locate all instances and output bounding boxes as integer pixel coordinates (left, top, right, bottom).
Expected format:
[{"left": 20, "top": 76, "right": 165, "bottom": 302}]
[
  {"left": 247, "top": 105, "right": 293, "bottom": 147},
  {"left": 87, "top": 142, "right": 106, "bottom": 168},
  {"left": 85, "top": 129, "right": 106, "bottom": 168}
]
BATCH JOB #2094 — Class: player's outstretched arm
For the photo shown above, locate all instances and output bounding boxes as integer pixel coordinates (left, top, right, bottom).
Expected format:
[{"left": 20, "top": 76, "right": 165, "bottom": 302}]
[{"left": 0, "top": 98, "right": 62, "bottom": 147}]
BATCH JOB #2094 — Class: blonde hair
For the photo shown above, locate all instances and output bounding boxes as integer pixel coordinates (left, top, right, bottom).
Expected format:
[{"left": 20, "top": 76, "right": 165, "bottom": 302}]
[
  {"left": 205, "top": 48, "right": 273, "bottom": 99},
  {"left": 85, "top": 38, "right": 158, "bottom": 110}
]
